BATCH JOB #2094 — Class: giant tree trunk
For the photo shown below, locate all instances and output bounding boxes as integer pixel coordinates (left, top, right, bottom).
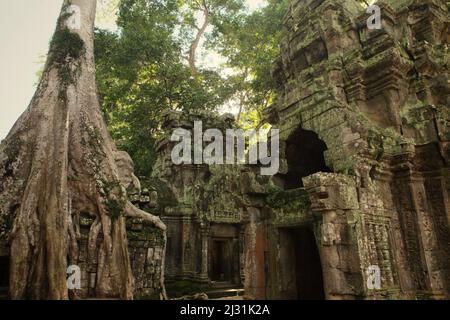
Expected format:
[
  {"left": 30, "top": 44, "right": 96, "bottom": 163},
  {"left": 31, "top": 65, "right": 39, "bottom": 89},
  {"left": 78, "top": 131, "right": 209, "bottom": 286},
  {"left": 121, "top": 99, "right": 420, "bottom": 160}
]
[{"left": 0, "top": 0, "right": 165, "bottom": 299}]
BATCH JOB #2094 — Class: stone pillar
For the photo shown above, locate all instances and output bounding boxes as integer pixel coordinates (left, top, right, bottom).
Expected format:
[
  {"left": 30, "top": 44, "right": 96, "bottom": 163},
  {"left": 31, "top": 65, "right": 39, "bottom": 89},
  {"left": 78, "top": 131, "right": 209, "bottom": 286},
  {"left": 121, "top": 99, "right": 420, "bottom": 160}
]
[
  {"left": 391, "top": 147, "right": 449, "bottom": 298},
  {"left": 199, "top": 222, "right": 209, "bottom": 282},
  {"left": 243, "top": 207, "right": 266, "bottom": 299},
  {"left": 180, "top": 216, "right": 194, "bottom": 279},
  {"left": 304, "top": 173, "right": 364, "bottom": 300},
  {"left": 239, "top": 229, "right": 245, "bottom": 285}
]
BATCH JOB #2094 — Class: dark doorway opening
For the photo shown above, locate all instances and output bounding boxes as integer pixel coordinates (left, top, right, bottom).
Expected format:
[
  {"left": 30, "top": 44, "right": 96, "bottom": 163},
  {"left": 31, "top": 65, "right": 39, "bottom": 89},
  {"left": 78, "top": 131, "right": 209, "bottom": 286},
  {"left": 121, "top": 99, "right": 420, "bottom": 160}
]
[
  {"left": 291, "top": 227, "right": 325, "bottom": 300},
  {"left": 0, "top": 255, "right": 9, "bottom": 299},
  {"left": 211, "top": 240, "right": 231, "bottom": 282},
  {"left": 279, "top": 226, "right": 325, "bottom": 299},
  {"left": 284, "top": 128, "right": 331, "bottom": 189}
]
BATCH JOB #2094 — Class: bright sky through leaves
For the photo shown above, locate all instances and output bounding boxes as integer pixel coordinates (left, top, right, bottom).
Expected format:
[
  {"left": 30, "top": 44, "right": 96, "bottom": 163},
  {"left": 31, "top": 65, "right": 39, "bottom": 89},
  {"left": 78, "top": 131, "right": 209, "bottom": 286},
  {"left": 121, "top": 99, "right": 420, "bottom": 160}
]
[{"left": 0, "top": 0, "right": 267, "bottom": 140}]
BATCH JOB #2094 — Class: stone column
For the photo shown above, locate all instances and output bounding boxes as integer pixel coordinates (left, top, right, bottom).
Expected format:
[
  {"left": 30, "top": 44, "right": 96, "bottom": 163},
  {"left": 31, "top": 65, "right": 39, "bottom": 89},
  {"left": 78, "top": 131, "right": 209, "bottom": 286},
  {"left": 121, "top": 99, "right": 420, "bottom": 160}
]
[
  {"left": 391, "top": 147, "right": 448, "bottom": 298},
  {"left": 199, "top": 222, "right": 210, "bottom": 282},
  {"left": 243, "top": 207, "right": 267, "bottom": 299},
  {"left": 304, "top": 173, "right": 364, "bottom": 300},
  {"left": 239, "top": 229, "right": 245, "bottom": 285}
]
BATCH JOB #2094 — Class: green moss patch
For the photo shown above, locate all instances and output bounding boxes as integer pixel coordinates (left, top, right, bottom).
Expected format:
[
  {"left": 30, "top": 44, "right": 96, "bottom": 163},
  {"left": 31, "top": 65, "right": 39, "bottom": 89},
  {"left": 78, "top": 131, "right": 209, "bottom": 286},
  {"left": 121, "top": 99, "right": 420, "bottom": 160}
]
[
  {"left": 48, "top": 6, "right": 85, "bottom": 102},
  {"left": 49, "top": 27, "right": 84, "bottom": 67},
  {"left": 266, "top": 187, "right": 311, "bottom": 211}
]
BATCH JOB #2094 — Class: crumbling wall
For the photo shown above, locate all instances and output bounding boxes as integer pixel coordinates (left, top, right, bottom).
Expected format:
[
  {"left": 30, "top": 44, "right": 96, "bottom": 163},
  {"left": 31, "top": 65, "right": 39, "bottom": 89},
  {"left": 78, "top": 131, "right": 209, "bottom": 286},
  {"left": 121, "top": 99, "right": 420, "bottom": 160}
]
[
  {"left": 264, "top": 0, "right": 449, "bottom": 299},
  {"left": 144, "top": 0, "right": 448, "bottom": 300},
  {"left": 149, "top": 110, "right": 271, "bottom": 298}
]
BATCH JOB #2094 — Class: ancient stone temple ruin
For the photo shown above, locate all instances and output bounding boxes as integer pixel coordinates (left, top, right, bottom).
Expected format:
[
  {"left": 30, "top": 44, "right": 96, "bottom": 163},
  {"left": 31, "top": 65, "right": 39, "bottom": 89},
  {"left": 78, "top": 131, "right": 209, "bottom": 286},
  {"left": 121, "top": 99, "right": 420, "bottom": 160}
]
[
  {"left": 148, "top": 0, "right": 449, "bottom": 300},
  {"left": 0, "top": 0, "right": 448, "bottom": 301},
  {"left": 148, "top": 112, "right": 252, "bottom": 296},
  {"left": 262, "top": 0, "right": 449, "bottom": 299}
]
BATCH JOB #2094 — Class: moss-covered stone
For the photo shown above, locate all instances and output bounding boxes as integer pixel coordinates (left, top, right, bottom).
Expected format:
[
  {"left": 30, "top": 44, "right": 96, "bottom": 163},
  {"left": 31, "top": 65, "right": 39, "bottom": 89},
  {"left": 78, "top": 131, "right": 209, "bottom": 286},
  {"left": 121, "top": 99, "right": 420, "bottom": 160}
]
[
  {"left": 165, "top": 280, "right": 206, "bottom": 298},
  {"left": 127, "top": 223, "right": 165, "bottom": 246},
  {"left": 140, "top": 177, "right": 178, "bottom": 216}
]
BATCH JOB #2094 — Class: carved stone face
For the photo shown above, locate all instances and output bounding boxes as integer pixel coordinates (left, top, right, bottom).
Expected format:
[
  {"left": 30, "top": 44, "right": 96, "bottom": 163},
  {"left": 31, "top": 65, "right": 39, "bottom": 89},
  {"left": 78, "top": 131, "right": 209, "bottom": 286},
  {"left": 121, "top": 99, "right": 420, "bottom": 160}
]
[{"left": 115, "top": 150, "right": 141, "bottom": 193}]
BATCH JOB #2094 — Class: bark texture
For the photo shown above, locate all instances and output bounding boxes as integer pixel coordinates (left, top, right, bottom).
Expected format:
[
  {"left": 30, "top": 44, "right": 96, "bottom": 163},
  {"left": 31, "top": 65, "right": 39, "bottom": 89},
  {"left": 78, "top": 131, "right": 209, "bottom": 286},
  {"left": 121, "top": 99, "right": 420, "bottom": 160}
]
[{"left": 0, "top": 0, "right": 165, "bottom": 299}]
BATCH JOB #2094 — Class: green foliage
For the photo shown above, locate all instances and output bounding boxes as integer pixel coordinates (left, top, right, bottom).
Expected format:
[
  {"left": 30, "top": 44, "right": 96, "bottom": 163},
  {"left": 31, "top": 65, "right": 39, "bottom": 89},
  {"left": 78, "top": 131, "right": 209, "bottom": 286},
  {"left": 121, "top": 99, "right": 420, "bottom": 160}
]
[
  {"left": 95, "top": 0, "right": 290, "bottom": 175},
  {"left": 207, "top": 0, "right": 289, "bottom": 126},
  {"left": 49, "top": 27, "right": 84, "bottom": 67},
  {"left": 266, "top": 186, "right": 311, "bottom": 211},
  {"left": 95, "top": 0, "right": 233, "bottom": 176},
  {"left": 180, "top": 0, "right": 245, "bottom": 46}
]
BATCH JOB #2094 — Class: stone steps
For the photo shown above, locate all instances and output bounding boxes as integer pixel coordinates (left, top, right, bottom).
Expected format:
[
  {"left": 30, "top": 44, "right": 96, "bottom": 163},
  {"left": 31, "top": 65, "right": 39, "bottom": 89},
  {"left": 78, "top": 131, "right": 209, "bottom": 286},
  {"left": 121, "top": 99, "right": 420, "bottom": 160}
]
[{"left": 206, "top": 282, "right": 244, "bottom": 299}]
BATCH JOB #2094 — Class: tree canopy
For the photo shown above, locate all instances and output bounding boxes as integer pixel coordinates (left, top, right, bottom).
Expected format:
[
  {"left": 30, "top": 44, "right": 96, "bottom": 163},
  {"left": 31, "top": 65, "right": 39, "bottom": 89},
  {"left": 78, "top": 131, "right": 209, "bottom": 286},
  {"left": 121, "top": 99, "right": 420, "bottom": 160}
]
[{"left": 94, "top": 0, "right": 288, "bottom": 175}]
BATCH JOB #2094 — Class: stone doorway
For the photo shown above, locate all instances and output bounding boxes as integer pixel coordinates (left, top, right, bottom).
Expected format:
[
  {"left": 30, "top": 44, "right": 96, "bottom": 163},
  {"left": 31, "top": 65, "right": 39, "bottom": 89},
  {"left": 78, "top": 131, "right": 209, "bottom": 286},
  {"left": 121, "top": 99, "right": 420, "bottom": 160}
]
[
  {"left": 208, "top": 224, "right": 241, "bottom": 285},
  {"left": 279, "top": 226, "right": 325, "bottom": 300},
  {"left": 211, "top": 239, "right": 232, "bottom": 282}
]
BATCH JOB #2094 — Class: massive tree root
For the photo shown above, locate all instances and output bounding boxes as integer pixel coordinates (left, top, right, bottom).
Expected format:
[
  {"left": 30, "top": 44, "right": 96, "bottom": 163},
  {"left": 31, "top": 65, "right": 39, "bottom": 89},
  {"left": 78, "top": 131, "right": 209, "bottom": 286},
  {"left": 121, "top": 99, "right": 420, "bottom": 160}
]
[{"left": 0, "top": 0, "right": 165, "bottom": 299}]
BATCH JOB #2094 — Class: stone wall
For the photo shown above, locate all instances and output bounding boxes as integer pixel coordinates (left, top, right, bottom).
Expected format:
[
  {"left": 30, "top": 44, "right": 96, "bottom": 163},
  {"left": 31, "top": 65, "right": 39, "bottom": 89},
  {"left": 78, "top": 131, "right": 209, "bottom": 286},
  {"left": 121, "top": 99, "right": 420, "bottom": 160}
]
[
  {"left": 140, "top": 0, "right": 449, "bottom": 300},
  {"left": 262, "top": 0, "right": 449, "bottom": 299},
  {"left": 148, "top": 110, "right": 271, "bottom": 298},
  {"left": 127, "top": 217, "right": 166, "bottom": 299},
  {"left": 71, "top": 212, "right": 165, "bottom": 300}
]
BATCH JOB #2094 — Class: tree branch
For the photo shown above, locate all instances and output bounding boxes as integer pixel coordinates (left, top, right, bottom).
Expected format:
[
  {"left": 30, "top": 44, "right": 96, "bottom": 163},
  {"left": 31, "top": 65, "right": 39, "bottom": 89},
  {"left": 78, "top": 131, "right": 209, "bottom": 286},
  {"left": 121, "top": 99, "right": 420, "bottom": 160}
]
[
  {"left": 189, "top": 5, "right": 210, "bottom": 77},
  {"left": 125, "top": 201, "right": 166, "bottom": 231}
]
